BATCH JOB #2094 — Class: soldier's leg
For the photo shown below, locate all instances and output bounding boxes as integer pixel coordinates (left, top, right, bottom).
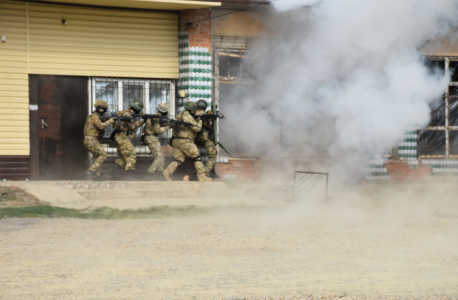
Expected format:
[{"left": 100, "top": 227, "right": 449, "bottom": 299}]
[
  {"left": 180, "top": 141, "right": 210, "bottom": 181},
  {"left": 204, "top": 140, "right": 218, "bottom": 175},
  {"left": 118, "top": 135, "right": 136, "bottom": 171},
  {"left": 114, "top": 134, "right": 126, "bottom": 167},
  {"left": 84, "top": 140, "right": 107, "bottom": 172},
  {"left": 163, "top": 140, "right": 185, "bottom": 181},
  {"left": 146, "top": 136, "right": 164, "bottom": 174}
]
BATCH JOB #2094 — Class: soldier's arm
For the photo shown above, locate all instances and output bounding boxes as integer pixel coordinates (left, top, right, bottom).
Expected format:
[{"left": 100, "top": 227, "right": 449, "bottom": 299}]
[
  {"left": 156, "top": 126, "right": 170, "bottom": 135},
  {"left": 206, "top": 111, "right": 214, "bottom": 131},
  {"left": 124, "top": 111, "right": 144, "bottom": 130},
  {"left": 183, "top": 113, "right": 202, "bottom": 133},
  {"left": 93, "top": 115, "right": 114, "bottom": 130}
]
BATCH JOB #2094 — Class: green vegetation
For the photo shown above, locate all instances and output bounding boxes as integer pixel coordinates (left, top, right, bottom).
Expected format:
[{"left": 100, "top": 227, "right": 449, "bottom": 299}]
[{"left": 0, "top": 205, "right": 214, "bottom": 220}]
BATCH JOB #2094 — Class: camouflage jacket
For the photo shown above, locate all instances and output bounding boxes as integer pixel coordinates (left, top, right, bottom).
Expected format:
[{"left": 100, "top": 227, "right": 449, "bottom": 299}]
[
  {"left": 144, "top": 112, "right": 169, "bottom": 136},
  {"left": 83, "top": 111, "right": 113, "bottom": 138},
  {"left": 113, "top": 109, "right": 144, "bottom": 132},
  {"left": 174, "top": 110, "right": 202, "bottom": 140},
  {"left": 197, "top": 110, "right": 214, "bottom": 142}
]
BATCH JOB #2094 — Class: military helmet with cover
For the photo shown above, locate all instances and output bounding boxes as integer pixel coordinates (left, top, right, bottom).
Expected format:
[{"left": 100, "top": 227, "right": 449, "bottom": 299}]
[
  {"left": 94, "top": 100, "right": 109, "bottom": 114},
  {"left": 94, "top": 100, "right": 108, "bottom": 109},
  {"left": 130, "top": 100, "right": 144, "bottom": 113},
  {"left": 196, "top": 99, "right": 208, "bottom": 111},
  {"left": 157, "top": 103, "right": 169, "bottom": 114},
  {"left": 184, "top": 101, "right": 197, "bottom": 114}
]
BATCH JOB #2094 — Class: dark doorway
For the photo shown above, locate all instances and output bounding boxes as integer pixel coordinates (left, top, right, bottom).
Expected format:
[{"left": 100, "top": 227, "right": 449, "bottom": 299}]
[{"left": 29, "top": 75, "right": 88, "bottom": 180}]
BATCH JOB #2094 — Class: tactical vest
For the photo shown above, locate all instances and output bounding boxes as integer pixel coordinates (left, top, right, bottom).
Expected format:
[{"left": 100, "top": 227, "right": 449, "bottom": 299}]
[
  {"left": 83, "top": 112, "right": 103, "bottom": 138},
  {"left": 175, "top": 111, "right": 199, "bottom": 140},
  {"left": 113, "top": 109, "right": 132, "bottom": 131},
  {"left": 144, "top": 112, "right": 160, "bottom": 135}
]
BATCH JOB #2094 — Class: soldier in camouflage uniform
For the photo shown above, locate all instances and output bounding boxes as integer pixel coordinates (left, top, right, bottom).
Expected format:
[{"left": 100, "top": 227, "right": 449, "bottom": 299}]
[
  {"left": 144, "top": 103, "right": 170, "bottom": 180},
  {"left": 83, "top": 100, "right": 115, "bottom": 180},
  {"left": 112, "top": 100, "right": 145, "bottom": 180},
  {"left": 163, "top": 102, "right": 212, "bottom": 182},
  {"left": 195, "top": 99, "right": 218, "bottom": 178}
]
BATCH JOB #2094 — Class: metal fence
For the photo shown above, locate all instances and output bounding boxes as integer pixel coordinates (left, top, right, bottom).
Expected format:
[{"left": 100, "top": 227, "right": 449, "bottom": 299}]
[{"left": 265, "top": 171, "right": 329, "bottom": 201}]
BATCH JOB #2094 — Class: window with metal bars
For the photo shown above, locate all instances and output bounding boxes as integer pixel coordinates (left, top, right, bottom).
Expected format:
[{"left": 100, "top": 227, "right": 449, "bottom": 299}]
[
  {"left": 417, "top": 58, "right": 458, "bottom": 158},
  {"left": 89, "top": 78, "right": 176, "bottom": 154}
]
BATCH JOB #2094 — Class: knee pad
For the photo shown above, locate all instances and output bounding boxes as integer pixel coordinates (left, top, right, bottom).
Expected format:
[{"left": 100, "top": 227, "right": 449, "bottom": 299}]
[
  {"left": 175, "top": 159, "right": 183, "bottom": 166},
  {"left": 194, "top": 156, "right": 203, "bottom": 162}
]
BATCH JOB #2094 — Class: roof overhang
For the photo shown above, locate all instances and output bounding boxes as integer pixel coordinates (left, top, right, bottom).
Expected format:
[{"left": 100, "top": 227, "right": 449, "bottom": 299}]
[
  {"left": 32, "top": 0, "right": 221, "bottom": 10},
  {"left": 419, "top": 31, "right": 458, "bottom": 57}
]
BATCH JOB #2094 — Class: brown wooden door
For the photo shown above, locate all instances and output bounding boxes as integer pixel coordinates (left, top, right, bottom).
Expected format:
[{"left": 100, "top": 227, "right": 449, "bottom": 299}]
[{"left": 29, "top": 75, "right": 88, "bottom": 180}]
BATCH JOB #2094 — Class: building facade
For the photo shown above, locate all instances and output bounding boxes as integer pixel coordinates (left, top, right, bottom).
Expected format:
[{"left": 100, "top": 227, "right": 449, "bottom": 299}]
[{"left": 0, "top": 0, "right": 220, "bottom": 180}]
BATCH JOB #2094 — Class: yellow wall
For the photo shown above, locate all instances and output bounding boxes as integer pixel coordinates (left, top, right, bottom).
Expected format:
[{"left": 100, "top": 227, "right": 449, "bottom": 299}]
[
  {"left": 0, "top": 1, "right": 29, "bottom": 155},
  {"left": 0, "top": 0, "right": 179, "bottom": 155}
]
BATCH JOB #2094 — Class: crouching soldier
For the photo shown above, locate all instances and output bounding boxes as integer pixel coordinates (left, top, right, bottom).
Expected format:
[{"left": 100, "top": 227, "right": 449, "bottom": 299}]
[
  {"left": 195, "top": 99, "right": 218, "bottom": 178},
  {"left": 144, "top": 103, "right": 171, "bottom": 180},
  {"left": 84, "top": 100, "right": 115, "bottom": 180},
  {"left": 163, "top": 102, "right": 212, "bottom": 181},
  {"left": 112, "top": 100, "right": 145, "bottom": 180}
]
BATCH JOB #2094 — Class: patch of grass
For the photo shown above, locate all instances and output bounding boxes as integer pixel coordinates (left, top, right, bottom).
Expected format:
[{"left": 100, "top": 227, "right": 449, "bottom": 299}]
[{"left": 0, "top": 205, "right": 215, "bottom": 220}]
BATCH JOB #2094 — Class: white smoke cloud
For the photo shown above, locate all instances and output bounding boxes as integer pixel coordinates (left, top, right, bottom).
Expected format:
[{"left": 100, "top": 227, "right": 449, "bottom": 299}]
[
  {"left": 220, "top": 0, "right": 457, "bottom": 171},
  {"left": 272, "top": 0, "right": 320, "bottom": 11}
]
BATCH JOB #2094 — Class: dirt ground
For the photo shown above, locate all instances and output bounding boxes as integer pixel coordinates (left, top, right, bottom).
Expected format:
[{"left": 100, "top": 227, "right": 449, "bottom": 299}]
[
  {"left": 1, "top": 184, "right": 458, "bottom": 299},
  {"left": 0, "top": 186, "right": 40, "bottom": 208}
]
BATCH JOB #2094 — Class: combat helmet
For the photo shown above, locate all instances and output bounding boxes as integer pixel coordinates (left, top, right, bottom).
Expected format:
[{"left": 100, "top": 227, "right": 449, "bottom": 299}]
[
  {"left": 184, "top": 101, "right": 197, "bottom": 114},
  {"left": 94, "top": 100, "right": 108, "bottom": 109},
  {"left": 157, "top": 103, "right": 170, "bottom": 115},
  {"left": 196, "top": 99, "right": 208, "bottom": 111},
  {"left": 94, "top": 100, "right": 108, "bottom": 114},
  {"left": 130, "top": 100, "right": 144, "bottom": 113}
]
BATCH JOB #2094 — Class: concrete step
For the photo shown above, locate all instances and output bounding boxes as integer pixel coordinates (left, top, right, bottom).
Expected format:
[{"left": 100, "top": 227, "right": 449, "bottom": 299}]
[
  {"left": 78, "top": 188, "right": 242, "bottom": 200},
  {"left": 123, "top": 181, "right": 226, "bottom": 190}
]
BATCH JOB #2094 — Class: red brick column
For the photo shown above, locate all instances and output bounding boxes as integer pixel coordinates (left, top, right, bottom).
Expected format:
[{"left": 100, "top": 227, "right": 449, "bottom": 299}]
[{"left": 179, "top": 9, "right": 211, "bottom": 51}]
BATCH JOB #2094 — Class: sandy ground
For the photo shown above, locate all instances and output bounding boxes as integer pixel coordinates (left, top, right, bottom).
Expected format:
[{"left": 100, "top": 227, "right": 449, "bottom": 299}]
[{"left": 1, "top": 186, "right": 458, "bottom": 300}]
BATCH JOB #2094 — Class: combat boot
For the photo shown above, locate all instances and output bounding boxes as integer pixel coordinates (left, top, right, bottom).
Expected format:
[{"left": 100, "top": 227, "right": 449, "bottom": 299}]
[
  {"left": 163, "top": 169, "right": 173, "bottom": 181},
  {"left": 124, "top": 170, "right": 138, "bottom": 181},
  {"left": 209, "top": 168, "right": 219, "bottom": 179},
  {"left": 87, "top": 170, "right": 102, "bottom": 181},
  {"left": 198, "top": 173, "right": 213, "bottom": 182},
  {"left": 144, "top": 173, "right": 156, "bottom": 181},
  {"left": 110, "top": 164, "right": 122, "bottom": 180}
]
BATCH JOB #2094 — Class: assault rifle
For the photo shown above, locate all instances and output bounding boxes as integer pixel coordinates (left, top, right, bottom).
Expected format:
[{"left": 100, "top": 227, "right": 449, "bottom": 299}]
[
  {"left": 99, "top": 112, "right": 134, "bottom": 128},
  {"left": 132, "top": 114, "right": 195, "bottom": 127},
  {"left": 99, "top": 112, "right": 195, "bottom": 128},
  {"left": 195, "top": 111, "right": 225, "bottom": 121}
]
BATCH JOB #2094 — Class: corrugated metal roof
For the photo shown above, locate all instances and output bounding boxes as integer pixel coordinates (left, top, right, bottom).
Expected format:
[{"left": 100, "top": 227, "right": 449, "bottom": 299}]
[{"left": 31, "top": 0, "right": 221, "bottom": 10}]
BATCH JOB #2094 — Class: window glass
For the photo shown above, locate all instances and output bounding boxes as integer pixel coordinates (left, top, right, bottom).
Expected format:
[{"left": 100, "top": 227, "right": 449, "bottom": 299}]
[
  {"left": 95, "top": 80, "right": 118, "bottom": 112},
  {"left": 150, "top": 81, "right": 170, "bottom": 115},
  {"left": 123, "top": 83, "right": 144, "bottom": 110},
  {"left": 93, "top": 78, "right": 175, "bottom": 151}
]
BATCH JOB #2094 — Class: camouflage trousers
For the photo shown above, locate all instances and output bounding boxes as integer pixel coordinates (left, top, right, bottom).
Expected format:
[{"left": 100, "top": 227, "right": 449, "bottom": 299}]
[
  {"left": 164, "top": 138, "right": 205, "bottom": 176},
  {"left": 84, "top": 139, "right": 107, "bottom": 175},
  {"left": 145, "top": 135, "right": 164, "bottom": 174},
  {"left": 114, "top": 133, "right": 136, "bottom": 171},
  {"left": 202, "top": 140, "right": 217, "bottom": 175}
]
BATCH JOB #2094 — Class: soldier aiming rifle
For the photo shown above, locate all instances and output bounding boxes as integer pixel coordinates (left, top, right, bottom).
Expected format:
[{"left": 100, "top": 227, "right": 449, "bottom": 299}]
[{"left": 83, "top": 100, "right": 116, "bottom": 181}]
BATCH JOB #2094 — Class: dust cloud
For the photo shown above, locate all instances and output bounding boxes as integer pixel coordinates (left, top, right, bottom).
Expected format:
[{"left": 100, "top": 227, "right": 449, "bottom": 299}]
[{"left": 220, "top": 0, "right": 457, "bottom": 174}]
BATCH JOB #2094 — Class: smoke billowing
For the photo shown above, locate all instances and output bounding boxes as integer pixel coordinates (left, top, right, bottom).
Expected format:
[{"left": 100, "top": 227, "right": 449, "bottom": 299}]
[{"left": 220, "top": 0, "right": 458, "bottom": 172}]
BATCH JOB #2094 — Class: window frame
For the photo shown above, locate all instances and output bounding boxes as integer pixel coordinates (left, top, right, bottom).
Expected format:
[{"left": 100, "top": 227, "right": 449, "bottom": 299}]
[{"left": 89, "top": 77, "right": 176, "bottom": 155}]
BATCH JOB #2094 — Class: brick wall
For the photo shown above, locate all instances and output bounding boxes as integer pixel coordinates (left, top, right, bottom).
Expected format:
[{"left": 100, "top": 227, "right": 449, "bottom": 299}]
[
  {"left": 178, "top": 8, "right": 212, "bottom": 107},
  {"left": 215, "top": 158, "right": 263, "bottom": 183},
  {"left": 179, "top": 9, "right": 211, "bottom": 50},
  {"left": 385, "top": 160, "right": 432, "bottom": 182}
]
